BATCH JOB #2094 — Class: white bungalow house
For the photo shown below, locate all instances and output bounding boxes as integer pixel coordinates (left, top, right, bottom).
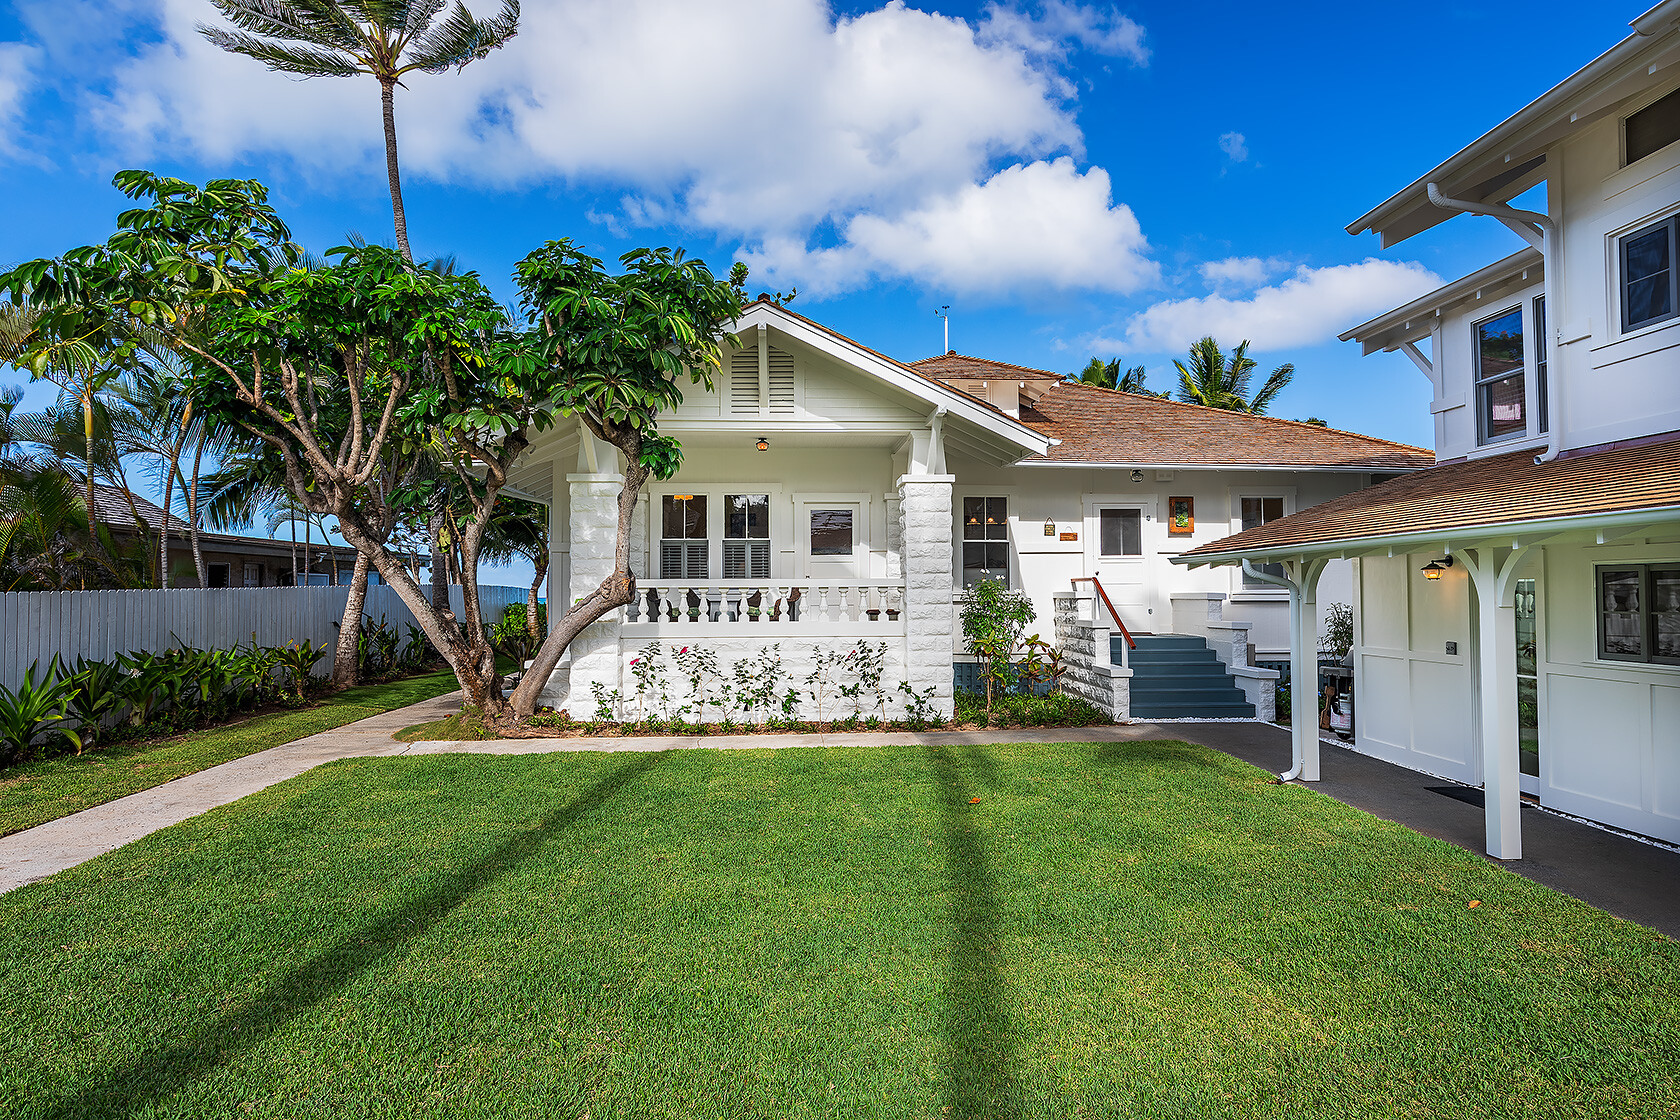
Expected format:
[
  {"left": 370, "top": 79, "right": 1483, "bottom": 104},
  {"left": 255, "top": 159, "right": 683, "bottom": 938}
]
[
  {"left": 1177, "top": 1, "right": 1680, "bottom": 856},
  {"left": 504, "top": 299, "right": 1428, "bottom": 723}
]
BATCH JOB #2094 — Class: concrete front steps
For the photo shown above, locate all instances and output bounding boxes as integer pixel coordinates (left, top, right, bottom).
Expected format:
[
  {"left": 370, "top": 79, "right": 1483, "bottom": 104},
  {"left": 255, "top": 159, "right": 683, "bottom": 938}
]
[{"left": 1114, "top": 633, "right": 1257, "bottom": 719}]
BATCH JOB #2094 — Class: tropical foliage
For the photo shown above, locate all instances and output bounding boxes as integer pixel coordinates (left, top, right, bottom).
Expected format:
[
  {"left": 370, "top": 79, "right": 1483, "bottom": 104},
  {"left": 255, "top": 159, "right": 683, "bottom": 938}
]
[
  {"left": 1074, "top": 356, "right": 1163, "bottom": 395},
  {"left": 1173, "top": 337, "right": 1295, "bottom": 415}
]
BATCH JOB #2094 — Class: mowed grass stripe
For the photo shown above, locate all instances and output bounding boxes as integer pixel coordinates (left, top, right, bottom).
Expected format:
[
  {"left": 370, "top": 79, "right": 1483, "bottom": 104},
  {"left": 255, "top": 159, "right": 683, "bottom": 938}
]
[{"left": 1, "top": 740, "right": 1675, "bottom": 1119}]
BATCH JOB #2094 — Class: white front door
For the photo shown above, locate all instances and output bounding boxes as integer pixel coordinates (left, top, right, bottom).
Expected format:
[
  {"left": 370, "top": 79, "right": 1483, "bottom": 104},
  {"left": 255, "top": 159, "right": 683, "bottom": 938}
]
[
  {"left": 800, "top": 500, "right": 866, "bottom": 580},
  {"left": 1085, "top": 501, "right": 1150, "bottom": 634}
]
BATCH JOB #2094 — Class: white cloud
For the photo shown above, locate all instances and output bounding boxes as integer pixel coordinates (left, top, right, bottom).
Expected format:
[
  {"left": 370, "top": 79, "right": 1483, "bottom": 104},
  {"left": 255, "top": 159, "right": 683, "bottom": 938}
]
[
  {"left": 739, "top": 158, "right": 1157, "bottom": 297},
  {"left": 0, "top": 42, "right": 40, "bottom": 159},
  {"left": 64, "top": 0, "right": 1155, "bottom": 298},
  {"left": 980, "top": 2, "right": 1149, "bottom": 66},
  {"left": 1198, "top": 256, "right": 1284, "bottom": 290},
  {"left": 1218, "top": 131, "right": 1248, "bottom": 162},
  {"left": 1125, "top": 259, "right": 1441, "bottom": 353}
]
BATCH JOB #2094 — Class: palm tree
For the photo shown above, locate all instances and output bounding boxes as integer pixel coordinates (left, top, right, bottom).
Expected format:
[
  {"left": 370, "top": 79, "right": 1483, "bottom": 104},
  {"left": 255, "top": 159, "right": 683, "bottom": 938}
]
[
  {"left": 198, "top": 0, "right": 520, "bottom": 262},
  {"left": 479, "top": 497, "right": 548, "bottom": 644},
  {"left": 1075, "top": 357, "right": 1162, "bottom": 396},
  {"left": 1173, "top": 337, "right": 1294, "bottom": 415}
]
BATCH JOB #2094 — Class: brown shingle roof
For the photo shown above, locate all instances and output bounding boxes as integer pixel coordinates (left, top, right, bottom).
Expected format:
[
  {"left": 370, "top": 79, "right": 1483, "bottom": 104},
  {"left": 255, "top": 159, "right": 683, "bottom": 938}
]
[
  {"left": 1017, "top": 381, "right": 1434, "bottom": 470},
  {"left": 1182, "top": 432, "right": 1680, "bottom": 558},
  {"left": 909, "top": 352, "right": 1065, "bottom": 381},
  {"left": 90, "top": 485, "right": 190, "bottom": 533}
]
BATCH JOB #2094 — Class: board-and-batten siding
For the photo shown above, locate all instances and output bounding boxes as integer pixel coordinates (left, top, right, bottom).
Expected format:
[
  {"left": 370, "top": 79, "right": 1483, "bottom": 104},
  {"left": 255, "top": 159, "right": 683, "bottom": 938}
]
[{"left": 0, "top": 583, "right": 527, "bottom": 689}]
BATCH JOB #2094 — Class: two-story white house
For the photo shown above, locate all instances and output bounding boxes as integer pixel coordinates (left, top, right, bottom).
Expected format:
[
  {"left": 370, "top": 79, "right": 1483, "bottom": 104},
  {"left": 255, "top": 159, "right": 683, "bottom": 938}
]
[
  {"left": 507, "top": 300, "right": 1428, "bottom": 725},
  {"left": 1179, "top": 1, "right": 1680, "bottom": 857}
]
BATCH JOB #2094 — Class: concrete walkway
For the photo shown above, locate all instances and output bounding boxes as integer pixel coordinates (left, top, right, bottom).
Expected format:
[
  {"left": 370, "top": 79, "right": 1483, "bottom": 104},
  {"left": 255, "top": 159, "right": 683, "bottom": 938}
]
[{"left": 3, "top": 703, "right": 1676, "bottom": 940}]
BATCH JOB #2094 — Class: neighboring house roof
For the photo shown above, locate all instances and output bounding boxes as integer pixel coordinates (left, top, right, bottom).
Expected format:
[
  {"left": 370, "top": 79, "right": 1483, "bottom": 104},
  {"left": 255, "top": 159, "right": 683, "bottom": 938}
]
[
  {"left": 1347, "top": 1, "right": 1680, "bottom": 246},
  {"left": 1177, "top": 431, "right": 1680, "bottom": 562},
  {"left": 1340, "top": 249, "right": 1544, "bottom": 356},
  {"left": 1007, "top": 381, "right": 1433, "bottom": 471},
  {"left": 89, "top": 485, "right": 190, "bottom": 534},
  {"left": 909, "top": 353, "right": 1065, "bottom": 382}
]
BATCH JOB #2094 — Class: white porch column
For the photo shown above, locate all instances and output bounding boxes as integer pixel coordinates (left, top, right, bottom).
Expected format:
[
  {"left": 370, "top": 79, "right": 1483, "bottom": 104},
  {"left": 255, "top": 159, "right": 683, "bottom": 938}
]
[
  {"left": 898, "top": 473, "right": 956, "bottom": 717},
  {"left": 1287, "top": 558, "right": 1328, "bottom": 783},
  {"left": 561, "top": 453, "right": 627, "bottom": 716},
  {"left": 1460, "top": 545, "right": 1532, "bottom": 860}
]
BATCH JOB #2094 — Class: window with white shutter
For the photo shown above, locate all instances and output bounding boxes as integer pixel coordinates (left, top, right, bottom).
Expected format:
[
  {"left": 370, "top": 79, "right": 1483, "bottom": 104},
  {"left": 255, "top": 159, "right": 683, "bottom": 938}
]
[
  {"left": 729, "top": 345, "right": 796, "bottom": 415},
  {"left": 659, "top": 495, "right": 708, "bottom": 579},
  {"left": 723, "top": 494, "right": 770, "bottom": 579},
  {"left": 767, "top": 348, "right": 795, "bottom": 415}
]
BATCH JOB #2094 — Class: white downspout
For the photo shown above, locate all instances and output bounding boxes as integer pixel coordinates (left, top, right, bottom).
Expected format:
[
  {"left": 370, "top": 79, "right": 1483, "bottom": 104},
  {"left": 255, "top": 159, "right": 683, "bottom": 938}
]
[
  {"left": 1427, "top": 182, "right": 1563, "bottom": 462},
  {"left": 1243, "top": 559, "right": 1305, "bottom": 781}
]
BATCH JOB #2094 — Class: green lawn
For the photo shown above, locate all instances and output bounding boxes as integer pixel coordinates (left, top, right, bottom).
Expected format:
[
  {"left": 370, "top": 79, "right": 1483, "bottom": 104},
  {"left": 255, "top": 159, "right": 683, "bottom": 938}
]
[
  {"left": 3, "top": 740, "right": 1676, "bottom": 1119},
  {"left": 0, "top": 670, "right": 458, "bottom": 837}
]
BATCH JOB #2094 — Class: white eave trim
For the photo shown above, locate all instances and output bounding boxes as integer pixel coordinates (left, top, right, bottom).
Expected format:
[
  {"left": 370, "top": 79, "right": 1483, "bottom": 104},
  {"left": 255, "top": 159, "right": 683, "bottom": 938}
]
[
  {"left": 735, "top": 303, "right": 1051, "bottom": 457},
  {"left": 1339, "top": 248, "right": 1544, "bottom": 352},
  {"left": 1171, "top": 503, "right": 1680, "bottom": 568},
  {"left": 1017, "top": 459, "right": 1429, "bottom": 474}
]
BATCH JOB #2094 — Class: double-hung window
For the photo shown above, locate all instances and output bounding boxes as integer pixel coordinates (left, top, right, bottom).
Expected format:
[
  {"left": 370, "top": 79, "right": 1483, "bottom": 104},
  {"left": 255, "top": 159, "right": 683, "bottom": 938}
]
[
  {"left": 660, "top": 495, "right": 708, "bottom": 580},
  {"left": 1240, "top": 497, "right": 1286, "bottom": 587},
  {"left": 1474, "top": 307, "right": 1527, "bottom": 444},
  {"left": 1620, "top": 215, "right": 1679, "bottom": 333},
  {"left": 1598, "top": 565, "right": 1680, "bottom": 665},
  {"left": 723, "top": 494, "right": 770, "bottom": 579},
  {"left": 961, "top": 497, "right": 1009, "bottom": 587}
]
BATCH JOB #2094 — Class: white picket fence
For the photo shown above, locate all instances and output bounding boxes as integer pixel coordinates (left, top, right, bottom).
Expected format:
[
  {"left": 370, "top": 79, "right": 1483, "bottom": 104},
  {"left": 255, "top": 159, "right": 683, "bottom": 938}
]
[{"left": 0, "top": 582, "right": 531, "bottom": 689}]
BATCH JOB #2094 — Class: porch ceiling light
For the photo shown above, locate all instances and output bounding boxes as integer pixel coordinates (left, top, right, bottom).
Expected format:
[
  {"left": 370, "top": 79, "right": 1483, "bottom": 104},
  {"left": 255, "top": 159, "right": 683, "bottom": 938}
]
[
  {"left": 1422, "top": 556, "right": 1455, "bottom": 580},
  {"left": 755, "top": 437, "right": 769, "bottom": 452},
  {"left": 1129, "top": 469, "right": 1144, "bottom": 483}
]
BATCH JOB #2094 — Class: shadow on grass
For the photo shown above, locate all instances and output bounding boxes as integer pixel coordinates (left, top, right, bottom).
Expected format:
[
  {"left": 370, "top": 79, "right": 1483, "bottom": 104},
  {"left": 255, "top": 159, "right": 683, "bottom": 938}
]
[
  {"left": 28, "top": 751, "right": 665, "bottom": 1120},
  {"left": 928, "top": 744, "right": 1021, "bottom": 1120}
]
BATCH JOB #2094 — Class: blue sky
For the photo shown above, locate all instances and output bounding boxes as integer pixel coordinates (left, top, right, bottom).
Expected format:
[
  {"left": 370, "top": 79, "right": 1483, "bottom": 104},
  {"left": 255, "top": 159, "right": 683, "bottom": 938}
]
[{"left": 0, "top": 0, "right": 1639, "bottom": 580}]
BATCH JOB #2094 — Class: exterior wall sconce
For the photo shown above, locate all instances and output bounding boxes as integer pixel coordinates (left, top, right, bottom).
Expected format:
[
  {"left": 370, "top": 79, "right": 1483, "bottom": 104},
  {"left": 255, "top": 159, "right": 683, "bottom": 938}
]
[
  {"left": 755, "top": 437, "right": 769, "bottom": 452},
  {"left": 1421, "top": 556, "right": 1455, "bottom": 580},
  {"left": 1129, "top": 469, "right": 1144, "bottom": 483}
]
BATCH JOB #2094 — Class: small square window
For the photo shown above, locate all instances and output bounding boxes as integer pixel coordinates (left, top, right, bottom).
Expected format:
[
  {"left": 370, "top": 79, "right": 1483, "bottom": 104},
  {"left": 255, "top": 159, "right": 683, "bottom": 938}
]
[
  {"left": 1621, "top": 218, "right": 1678, "bottom": 332},
  {"left": 1098, "top": 509, "right": 1141, "bottom": 557},
  {"left": 809, "top": 509, "right": 853, "bottom": 556},
  {"left": 1597, "top": 564, "right": 1680, "bottom": 666}
]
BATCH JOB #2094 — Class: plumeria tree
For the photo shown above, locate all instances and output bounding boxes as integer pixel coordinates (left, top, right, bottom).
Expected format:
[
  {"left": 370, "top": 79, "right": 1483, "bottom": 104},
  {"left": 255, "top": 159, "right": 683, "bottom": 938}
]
[{"left": 0, "top": 171, "right": 747, "bottom": 717}]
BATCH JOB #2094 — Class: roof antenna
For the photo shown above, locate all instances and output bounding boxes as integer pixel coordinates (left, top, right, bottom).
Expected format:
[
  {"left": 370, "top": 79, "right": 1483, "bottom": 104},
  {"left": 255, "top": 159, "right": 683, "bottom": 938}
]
[{"left": 934, "top": 304, "right": 951, "bottom": 353}]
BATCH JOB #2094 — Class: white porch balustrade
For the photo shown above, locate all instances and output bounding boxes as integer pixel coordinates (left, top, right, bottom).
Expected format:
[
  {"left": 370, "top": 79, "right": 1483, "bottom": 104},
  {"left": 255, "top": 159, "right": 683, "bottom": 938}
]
[{"left": 623, "top": 580, "right": 905, "bottom": 633}]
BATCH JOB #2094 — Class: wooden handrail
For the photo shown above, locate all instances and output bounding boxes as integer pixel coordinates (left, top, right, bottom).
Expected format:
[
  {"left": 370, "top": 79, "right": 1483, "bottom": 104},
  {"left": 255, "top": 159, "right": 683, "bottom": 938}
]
[{"left": 1070, "top": 576, "right": 1136, "bottom": 649}]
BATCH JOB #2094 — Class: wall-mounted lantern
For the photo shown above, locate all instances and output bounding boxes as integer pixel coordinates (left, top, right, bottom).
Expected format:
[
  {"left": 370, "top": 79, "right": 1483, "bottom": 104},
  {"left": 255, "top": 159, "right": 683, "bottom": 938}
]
[{"left": 1421, "top": 556, "right": 1455, "bottom": 581}]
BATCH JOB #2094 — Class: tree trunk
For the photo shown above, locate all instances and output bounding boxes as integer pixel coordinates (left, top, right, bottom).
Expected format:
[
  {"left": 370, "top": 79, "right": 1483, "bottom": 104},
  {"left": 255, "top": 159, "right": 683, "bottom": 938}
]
[
  {"left": 509, "top": 459, "right": 648, "bottom": 718},
  {"left": 527, "top": 552, "right": 547, "bottom": 644},
  {"left": 380, "top": 79, "right": 413, "bottom": 264},
  {"left": 187, "top": 433, "right": 207, "bottom": 587},
  {"left": 332, "top": 552, "right": 372, "bottom": 690},
  {"left": 158, "top": 451, "right": 172, "bottom": 589},
  {"left": 429, "top": 507, "right": 449, "bottom": 610}
]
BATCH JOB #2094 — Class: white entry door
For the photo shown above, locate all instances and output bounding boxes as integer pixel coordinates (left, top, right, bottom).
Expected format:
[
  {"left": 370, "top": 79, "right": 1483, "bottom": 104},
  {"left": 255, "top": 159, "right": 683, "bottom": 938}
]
[
  {"left": 800, "top": 500, "right": 866, "bottom": 580},
  {"left": 1085, "top": 502, "right": 1150, "bottom": 634}
]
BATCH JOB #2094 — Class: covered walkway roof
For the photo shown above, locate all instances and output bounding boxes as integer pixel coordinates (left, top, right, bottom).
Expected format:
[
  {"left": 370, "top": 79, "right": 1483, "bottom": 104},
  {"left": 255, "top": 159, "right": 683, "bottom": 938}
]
[{"left": 1175, "top": 433, "right": 1680, "bottom": 566}]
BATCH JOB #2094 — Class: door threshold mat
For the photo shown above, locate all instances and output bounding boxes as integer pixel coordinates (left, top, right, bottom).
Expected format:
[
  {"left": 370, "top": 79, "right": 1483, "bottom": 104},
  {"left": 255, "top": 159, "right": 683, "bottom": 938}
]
[{"left": 1425, "top": 784, "right": 1484, "bottom": 808}]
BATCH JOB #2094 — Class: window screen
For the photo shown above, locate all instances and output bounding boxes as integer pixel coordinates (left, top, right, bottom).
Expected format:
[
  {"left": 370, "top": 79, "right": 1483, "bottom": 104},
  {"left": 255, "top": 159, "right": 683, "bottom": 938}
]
[
  {"left": 723, "top": 494, "right": 770, "bottom": 579},
  {"left": 1098, "top": 509, "right": 1141, "bottom": 557},
  {"left": 1474, "top": 307, "right": 1526, "bottom": 443},
  {"left": 809, "top": 509, "right": 853, "bottom": 556},
  {"left": 962, "top": 496, "right": 1008, "bottom": 587},
  {"left": 1240, "top": 497, "right": 1286, "bottom": 587},
  {"left": 1626, "top": 86, "right": 1680, "bottom": 165}
]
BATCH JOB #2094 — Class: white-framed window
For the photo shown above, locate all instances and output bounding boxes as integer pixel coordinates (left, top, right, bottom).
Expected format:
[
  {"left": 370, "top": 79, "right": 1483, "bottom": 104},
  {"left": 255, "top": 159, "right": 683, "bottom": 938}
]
[
  {"left": 659, "top": 494, "right": 708, "bottom": 580},
  {"left": 961, "top": 496, "right": 1008, "bottom": 587},
  {"left": 1533, "top": 296, "right": 1549, "bottom": 434},
  {"left": 1239, "top": 496, "right": 1287, "bottom": 588},
  {"left": 1474, "top": 305, "right": 1528, "bottom": 444},
  {"left": 1619, "top": 215, "right": 1679, "bottom": 334},
  {"left": 1097, "top": 508, "right": 1141, "bottom": 557},
  {"left": 723, "top": 494, "right": 770, "bottom": 578},
  {"left": 242, "top": 562, "right": 262, "bottom": 587}
]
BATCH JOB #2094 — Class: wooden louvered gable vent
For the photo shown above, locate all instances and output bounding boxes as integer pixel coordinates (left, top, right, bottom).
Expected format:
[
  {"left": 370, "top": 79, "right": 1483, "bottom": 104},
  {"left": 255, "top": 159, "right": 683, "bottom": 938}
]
[{"left": 729, "top": 346, "right": 795, "bottom": 415}]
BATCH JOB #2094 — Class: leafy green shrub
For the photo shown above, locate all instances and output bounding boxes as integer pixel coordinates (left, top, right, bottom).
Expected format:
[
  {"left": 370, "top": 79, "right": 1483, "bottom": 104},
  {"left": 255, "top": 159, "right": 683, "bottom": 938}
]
[
  {"left": 954, "top": 688, "right": 1108, "bottom": 728},
  {"left": 0, "top": 660, "right": 83, "bottom": 765},
  {"left": 488, "top": 602, "right": 545, "bottom": 663}
]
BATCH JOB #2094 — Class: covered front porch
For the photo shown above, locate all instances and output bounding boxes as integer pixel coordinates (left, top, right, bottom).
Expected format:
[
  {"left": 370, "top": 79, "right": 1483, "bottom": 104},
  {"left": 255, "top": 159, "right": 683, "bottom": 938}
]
[{"left": 1177, "top": 437, "right": 1680, "bottom": 858}]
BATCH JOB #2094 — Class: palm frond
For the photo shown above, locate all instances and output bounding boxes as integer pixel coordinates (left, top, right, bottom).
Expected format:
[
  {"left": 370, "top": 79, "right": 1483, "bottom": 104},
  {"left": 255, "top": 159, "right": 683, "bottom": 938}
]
[
  {"left": 404, "top": 0, "right": 519, "bottom": 73},
  {"left": 197, "top": 25, "right": 363, "bottom": 75}
]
